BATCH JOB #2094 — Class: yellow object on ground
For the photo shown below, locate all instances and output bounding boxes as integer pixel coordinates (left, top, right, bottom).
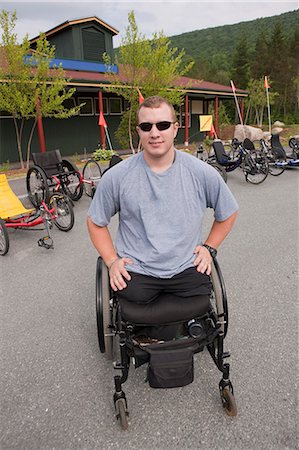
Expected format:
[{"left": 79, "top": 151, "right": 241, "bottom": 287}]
[{"left": 0, "top": 174, "right": 34, "bottom": 220}]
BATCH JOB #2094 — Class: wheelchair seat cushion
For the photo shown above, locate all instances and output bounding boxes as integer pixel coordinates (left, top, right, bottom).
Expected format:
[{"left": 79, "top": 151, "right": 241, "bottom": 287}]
[{"left": 118, "top": 293, "right": 210, "bottom": 325}]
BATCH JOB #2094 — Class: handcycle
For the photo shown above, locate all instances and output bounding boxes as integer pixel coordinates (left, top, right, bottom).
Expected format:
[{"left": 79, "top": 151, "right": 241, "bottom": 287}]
[
  {"left": 0, "top": 173, "right": 74, "bottom": 256},
  {"left": 26, "top": 149, "right": 84, "bottom": 207},
  {"left": 211, "top": 138, "right": 269, "bottom": 184},
  {"left": 259, "top": 136, "right": 287, "bottom": 176},
  {"left": 96, "top": 255, "right": 237, "bottom": 430},
  {"left": 288, "top": 137, "right": 299, "bottom": 163},
  {"left": 82, "top": 158, "right": 102, "bottom": 198},
  {"left": 196, "top": 145, "right": 228, "bottom": 182}
]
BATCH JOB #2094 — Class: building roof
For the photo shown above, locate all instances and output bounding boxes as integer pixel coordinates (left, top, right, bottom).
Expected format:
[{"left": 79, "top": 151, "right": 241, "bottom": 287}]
[{"left": 29, "top": 16, "right": 119, "bottom": 43}]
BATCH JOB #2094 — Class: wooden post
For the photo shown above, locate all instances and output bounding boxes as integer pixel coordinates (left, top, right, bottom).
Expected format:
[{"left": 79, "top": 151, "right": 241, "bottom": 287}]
[
  {"left": 36, "top": 97, "right": 46, "bottom": 153},
  {"left": 215, "top": 96, "right": 219, "bottom": 137},
  {"left": 98, "top": 90, "right": 106, "bottom": 149},
  {"left": 184, "top": 95, "right": 189, "bottom": 146}
]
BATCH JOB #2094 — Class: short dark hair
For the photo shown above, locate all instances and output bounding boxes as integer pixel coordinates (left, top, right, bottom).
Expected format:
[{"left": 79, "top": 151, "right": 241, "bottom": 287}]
[{"left": 137, "top": 96, "right": 177, "bottom": 122}]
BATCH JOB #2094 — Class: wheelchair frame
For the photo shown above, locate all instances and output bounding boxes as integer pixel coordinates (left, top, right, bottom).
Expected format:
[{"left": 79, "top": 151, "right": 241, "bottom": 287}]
[
  {"left": 95, "top": 257, "right": 237, "bottom": 429},
  {"left": 26, "top": 150, "right": 84, "bottom": 207}
]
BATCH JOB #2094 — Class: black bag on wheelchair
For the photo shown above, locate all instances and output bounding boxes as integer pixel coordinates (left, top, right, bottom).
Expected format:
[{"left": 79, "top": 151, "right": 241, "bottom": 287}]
[{"left": 144, "top": 338, "right": 198, "bottom": 389}]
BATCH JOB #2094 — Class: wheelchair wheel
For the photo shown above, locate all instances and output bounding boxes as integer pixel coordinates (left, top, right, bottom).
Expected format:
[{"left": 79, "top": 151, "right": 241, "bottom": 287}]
[
  {"left": 83, "top": 159, "right": 102, "bottom": 197},
  {"left": 244, "top": 153, "right": 269, "bottom": 184},
  {"left": 49, "top": 194, "right": 75, "bottom": 231},
  {"left": 268, "top": 147, "right": 286, "bottom": 176},
  {"left": 211, "top": 259, "right": 228, "bottom": 338},
  {"left": 96, "top": 257, "right": 113, "bottom": 359},
  {"left": 61, "top": 159, "right": 83, "bottom": 201},
  {"left": 26, "top": 166, "right": 50, "bottom": 207},
  {"left": 220, "top": 387, "right": 237, "bottom": 416},
  {"left": 0, "top": 219, "right": 9, "bottom": 256},
  {"left": 209, "top": 162, "right": 228, "bottom": 183}
]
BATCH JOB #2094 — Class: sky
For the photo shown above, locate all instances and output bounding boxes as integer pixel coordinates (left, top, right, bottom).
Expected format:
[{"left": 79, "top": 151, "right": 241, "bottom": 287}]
[{"left": 1, "top": 0, "right": 298, "bottom": 46}]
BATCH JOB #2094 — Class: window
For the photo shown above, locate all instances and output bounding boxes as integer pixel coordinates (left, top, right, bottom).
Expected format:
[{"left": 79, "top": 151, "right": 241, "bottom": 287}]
[
  {"left": 0, "top": 110, "right": 12, "bottom": 118},
  {"left": 82, "top": 27, "right": 105, "bottom": 62},
  {"left": 62, "top": 98, "right": 76, "bottom": 110},
  {"left": 191, "top": 100, "right": 203, "bottom": 114},
  {"left": 109, "top": 98, "right": 122, "bottom": 115},
  {"left": 78, "top": 97, "right": 94, "bottom": 116},
  {"left": 177, "top": 100, "right": 191, "bottom": 128},
  {"left": 94, "top": 97, "right": 108, "bottom": 115}
]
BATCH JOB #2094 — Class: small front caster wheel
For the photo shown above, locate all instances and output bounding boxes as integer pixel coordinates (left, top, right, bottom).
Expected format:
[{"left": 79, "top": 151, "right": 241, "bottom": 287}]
[
  {"left": 220, "top": 387, "right": 237, "bottom": 416},
  {"left": 115, "top": 398, "right": 129, "bottom": 430}
]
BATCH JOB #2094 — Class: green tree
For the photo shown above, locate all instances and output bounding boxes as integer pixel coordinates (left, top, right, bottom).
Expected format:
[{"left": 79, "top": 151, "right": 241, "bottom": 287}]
[
  {"left": 244, "top": 77, "right": 278, "bottom": 127},
  {"left": 103, "top": 10, "right": 193, "bottom": 152},
  {"left": 251, "top": 31, "right": 270, "bottom": 79},
  {"left": 231, "top": 35, "right": 251, "bottom": 89},
  {"left": 0, "top": 10, "right": 35, "bottom": 168},
  {"left": 25, "top": 33, "right": 82, "bottom": 166},
  {"left": 0, "top": 9, "right": 82, "bottom": 168}
]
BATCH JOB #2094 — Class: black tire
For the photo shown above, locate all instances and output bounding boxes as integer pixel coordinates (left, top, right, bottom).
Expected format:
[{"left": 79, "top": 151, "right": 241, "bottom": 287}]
[
  {"left": 244, "top": 153, "right": 269, "bottom": 184},
  {"left": 26, "top": 166, "right": 50, "bottom": 207},
  {"left": 115, "top": 398, "right": 128, "bottom": 430},
  {"left": 49, "top": 194, "right": 75, "bottom": 231},
  {"left": 220, "top": 387, "right": 237, "bottom": 417},
  {"left": 61, "top": 159, "right": 83, "bottom": 201},
  {"left": 209, "top": 162, "right": 228, "bottom": 183},
  {"left": 211, "top": 259, "right": 228, "bottom": 338},
  {"left": 96, "top": 257, "right": 113, "bottom": 359},
  {"left": 0, "top": 219, "right": 9, "bottom": 256},
  {"left": 82, "top": 159, "right": 102, "bottom": 197},
  {"left": 268, "top": 147, "right": 286, "bottom": 176}
]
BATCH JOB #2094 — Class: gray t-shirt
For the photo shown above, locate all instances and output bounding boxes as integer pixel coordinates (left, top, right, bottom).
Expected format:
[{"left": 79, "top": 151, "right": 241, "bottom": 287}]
[{"left": 88, "top": 150, "right": 238, "bottom": 278}]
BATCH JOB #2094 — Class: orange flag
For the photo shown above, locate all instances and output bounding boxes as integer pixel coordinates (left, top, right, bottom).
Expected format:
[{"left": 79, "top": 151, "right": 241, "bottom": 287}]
[
  {"left": 264, "top": 76, "right": 270, "bottom": 89},
  {"left": 138, "top": 88, "right": 144, "bottom": 104},
  {"left": 98, "top": 111, "right": 107, "bottom": 128},
  {"left": 210, "top": 124, "right": 216, "bottom": 137}
]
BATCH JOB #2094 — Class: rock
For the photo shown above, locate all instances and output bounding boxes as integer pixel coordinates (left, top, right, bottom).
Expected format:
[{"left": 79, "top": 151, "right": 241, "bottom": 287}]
[
  {"left": 234, "top": 125, "right": 264, "bottom": 142},
  {"left": 273, "top": 120, "right": 285, "bottom": 128},
  {"left": 271, "top": 127, "right": 283, "bottom": 135}
]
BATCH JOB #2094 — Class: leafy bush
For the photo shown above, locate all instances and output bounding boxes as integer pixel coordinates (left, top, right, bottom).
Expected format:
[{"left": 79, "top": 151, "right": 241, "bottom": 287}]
[{"left": 92, "top": 147, "right": 117, "bottom": 161}]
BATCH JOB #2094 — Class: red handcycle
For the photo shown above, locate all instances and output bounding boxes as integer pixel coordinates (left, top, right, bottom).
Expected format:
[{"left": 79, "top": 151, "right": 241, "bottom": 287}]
[{"left": 0, "top": 173, "right": 74, "bottom": 256}]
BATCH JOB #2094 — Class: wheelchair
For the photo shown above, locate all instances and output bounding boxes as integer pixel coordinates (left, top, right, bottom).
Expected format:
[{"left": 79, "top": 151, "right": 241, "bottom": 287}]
[
  {"left": 26, "top": 149, "right": 83, "bottom": 207},
  {"left": 96, "top": 256, "right": 237, "bottom": 430}
]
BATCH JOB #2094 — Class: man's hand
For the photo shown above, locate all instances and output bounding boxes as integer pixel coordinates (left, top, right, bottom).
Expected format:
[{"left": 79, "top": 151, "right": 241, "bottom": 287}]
[
  {"left": 193, "top": 245, "right": 212, "bottom": 275},
  {"left": 109, "top": 257, "right": 133, "bottom": 291}
]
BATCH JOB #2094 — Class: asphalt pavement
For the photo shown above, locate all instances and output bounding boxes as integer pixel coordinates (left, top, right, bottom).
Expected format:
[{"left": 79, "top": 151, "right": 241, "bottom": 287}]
[{"left": 0, "top": 166, "right": 298, "bottom": 449}]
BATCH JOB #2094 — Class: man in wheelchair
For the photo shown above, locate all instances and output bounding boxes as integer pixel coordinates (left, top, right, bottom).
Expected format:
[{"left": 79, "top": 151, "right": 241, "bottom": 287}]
[{"left": 87, "top": 96, "right": 238, "bottom": 426}]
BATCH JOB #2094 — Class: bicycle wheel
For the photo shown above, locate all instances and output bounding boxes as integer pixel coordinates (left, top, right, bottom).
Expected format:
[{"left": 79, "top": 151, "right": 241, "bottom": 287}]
[
  {"left": 0, "top": 219, "right": 9, "bottom": 256},
  {"left": 244, "top": 153, "right": 269, "bottom": 184},
  {"left": 268, "top": 147, "right": 286, "bottom": 176},
  {"left": 209, "top": 162, "right": 228, "bottom": 183},
  {"left": 82, "top": 159, "right": 102, "bottom": 197},
  {"left": 49, "top": 193, "right": 75, "bottom": 231},
  {"left": 26, "top": 166, "right": 50, "bottom": 207},
  {"left": 61, "top": 159, "right": 83, "bottom": 201}
]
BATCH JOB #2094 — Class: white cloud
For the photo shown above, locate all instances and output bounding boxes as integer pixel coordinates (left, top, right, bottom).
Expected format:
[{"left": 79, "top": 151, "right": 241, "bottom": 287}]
[{"left": 1, "top": 1, "right": 297, "bottom": 46}]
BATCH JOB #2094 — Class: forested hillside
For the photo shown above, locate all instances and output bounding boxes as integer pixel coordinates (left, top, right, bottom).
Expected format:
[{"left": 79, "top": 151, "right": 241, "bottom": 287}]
[{"left": 169, "top": 9, "right": 299, "bottom": 122}]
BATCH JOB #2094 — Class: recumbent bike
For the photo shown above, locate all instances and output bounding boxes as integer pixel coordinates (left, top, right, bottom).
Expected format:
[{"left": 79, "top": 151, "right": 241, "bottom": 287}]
[{"left": 95, "top": 255, "right": 237, "bottom": 430}]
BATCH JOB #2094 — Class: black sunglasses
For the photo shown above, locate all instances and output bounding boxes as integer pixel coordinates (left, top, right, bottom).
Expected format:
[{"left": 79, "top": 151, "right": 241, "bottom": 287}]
[{"left": 138, "top": 121, "right": 176, "bottom": 132}]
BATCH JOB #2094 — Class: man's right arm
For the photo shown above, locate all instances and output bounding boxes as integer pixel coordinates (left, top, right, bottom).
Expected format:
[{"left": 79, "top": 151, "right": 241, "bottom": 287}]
[{"left": 87, "top": 217, "right": 132, "bottom": 291}]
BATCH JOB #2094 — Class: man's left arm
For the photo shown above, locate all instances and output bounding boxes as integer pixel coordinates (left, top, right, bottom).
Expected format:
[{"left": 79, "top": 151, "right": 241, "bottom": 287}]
[{"left": 193, "top": 210, "right": 238, "bottom": 275}]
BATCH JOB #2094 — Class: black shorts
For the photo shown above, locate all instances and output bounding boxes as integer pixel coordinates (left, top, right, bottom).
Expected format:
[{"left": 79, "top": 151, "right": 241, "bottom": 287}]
[{"left": 117, "top": 267, "right": 212, "bottom": 304}]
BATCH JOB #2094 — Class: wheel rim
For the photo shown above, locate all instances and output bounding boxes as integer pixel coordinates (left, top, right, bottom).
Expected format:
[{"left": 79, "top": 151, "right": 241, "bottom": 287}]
[
  {"left": 50, "top": 194, "right": 74, "bottom": 231},
  {"left": 83, "top": 160, "right": 102, "bottom": 197},
  {"left": 245, "top": 154, "right": 269, "bottom": 184},
  {"left": 61, "top": 160, "right": 83, "bottom": 201},
  {"left": 27, "top": 167, "right": 49, "bottom": 207},
  {"left": 96, "top": 258, "right": 113, "bottom": 359}
]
